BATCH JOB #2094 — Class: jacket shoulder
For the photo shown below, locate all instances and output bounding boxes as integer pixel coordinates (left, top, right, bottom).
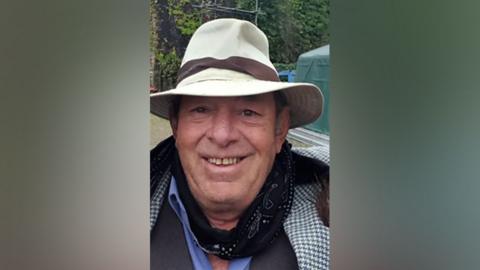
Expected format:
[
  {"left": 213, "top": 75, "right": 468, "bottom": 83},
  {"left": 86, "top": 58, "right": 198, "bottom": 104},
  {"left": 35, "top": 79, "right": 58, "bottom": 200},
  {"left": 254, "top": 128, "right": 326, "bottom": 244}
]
[
  {"left": 285, "top": 145, "right": 330, "bottom": 270},
  {"left": 284, "top": 182, "right": 330, "bottom": 270}
]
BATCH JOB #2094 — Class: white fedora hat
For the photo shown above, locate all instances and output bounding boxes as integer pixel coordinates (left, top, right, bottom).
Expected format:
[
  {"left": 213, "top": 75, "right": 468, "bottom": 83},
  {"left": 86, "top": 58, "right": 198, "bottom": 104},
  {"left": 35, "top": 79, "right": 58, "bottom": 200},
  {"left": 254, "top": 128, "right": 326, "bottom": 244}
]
[{"left": 150, "top": 18, "right": 323, "bottom": 128}]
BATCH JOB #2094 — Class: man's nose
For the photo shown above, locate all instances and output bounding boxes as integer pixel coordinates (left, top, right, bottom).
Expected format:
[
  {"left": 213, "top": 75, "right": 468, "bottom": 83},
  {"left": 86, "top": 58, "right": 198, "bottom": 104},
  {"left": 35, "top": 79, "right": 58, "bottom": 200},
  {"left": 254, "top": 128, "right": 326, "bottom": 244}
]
[{"left": 207, "top": 112, "right": 239, "bottom": 147}]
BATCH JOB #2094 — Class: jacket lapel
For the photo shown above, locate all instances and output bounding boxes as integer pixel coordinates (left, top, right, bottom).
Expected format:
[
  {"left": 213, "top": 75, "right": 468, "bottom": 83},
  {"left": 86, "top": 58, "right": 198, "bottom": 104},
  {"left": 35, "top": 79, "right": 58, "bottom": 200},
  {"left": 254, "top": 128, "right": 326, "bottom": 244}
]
[
  {"left": 250, "top": 229, "right": 298, "bottom": 270},
  {"left": 151, "top": 200, "right": 193, "bottom": 270}
]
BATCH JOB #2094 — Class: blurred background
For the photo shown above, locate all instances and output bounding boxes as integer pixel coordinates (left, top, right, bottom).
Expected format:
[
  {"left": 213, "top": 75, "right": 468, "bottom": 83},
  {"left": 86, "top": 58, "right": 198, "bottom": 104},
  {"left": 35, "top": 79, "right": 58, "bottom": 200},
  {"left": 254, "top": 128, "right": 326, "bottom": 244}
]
[{"left": 3, "top": 1, "right": 480, "bottom": 270}]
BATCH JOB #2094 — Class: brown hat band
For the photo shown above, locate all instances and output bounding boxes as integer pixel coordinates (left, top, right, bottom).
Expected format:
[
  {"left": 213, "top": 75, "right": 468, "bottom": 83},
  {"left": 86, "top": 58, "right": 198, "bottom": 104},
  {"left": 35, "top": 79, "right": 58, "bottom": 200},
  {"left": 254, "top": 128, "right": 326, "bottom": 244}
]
[{"left": 177, "top": 56, "right": 280, "bottom": 84}]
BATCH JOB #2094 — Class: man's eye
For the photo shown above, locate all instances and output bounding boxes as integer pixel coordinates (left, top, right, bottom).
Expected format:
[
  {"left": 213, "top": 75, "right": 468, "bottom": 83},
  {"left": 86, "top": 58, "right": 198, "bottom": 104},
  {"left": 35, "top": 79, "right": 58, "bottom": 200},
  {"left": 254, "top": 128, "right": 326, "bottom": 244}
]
[
  {"left": 241, "top": 109, "right": 258, "bottom": 117},
  {"left": 192, "top": 107, "right": 207, "bottom": 113}
]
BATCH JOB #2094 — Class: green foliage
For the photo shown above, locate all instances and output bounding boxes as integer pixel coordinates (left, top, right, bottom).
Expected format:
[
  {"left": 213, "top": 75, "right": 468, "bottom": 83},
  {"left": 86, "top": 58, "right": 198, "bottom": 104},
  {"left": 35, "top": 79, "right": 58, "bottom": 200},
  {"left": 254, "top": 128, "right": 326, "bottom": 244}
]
[
  {"left": 167, "top": 0, "right": 201, "bottom": 36},
  {"left": 149, "top": 0, "right": 159, "bottom": 52},
  {"left": 273, "top": 63, "right": 296, "bottom": 71},
  {"left": 238, "top": 0, "right": 329, "bottom": 66},
  {"left": 236, "top": 0, "right": 255, "bottom": 10},
  {"left": 155, "top": 49, "right": 181, "bottom": 80}
]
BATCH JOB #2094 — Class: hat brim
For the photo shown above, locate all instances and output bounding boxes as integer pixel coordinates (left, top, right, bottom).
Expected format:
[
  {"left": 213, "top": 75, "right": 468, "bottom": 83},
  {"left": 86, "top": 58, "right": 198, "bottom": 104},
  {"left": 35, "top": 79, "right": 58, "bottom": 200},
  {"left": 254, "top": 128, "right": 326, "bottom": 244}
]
[{"left": 150, "top": 80, "right": 323, "bottom": 129}]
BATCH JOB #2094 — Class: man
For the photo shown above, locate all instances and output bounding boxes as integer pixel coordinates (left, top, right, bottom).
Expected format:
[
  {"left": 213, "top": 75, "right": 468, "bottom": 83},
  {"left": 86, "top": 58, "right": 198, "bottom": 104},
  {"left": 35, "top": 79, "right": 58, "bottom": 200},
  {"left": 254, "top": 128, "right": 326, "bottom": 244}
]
[{"left": 150, "top": 19, "right": 329, "bottom": 270}]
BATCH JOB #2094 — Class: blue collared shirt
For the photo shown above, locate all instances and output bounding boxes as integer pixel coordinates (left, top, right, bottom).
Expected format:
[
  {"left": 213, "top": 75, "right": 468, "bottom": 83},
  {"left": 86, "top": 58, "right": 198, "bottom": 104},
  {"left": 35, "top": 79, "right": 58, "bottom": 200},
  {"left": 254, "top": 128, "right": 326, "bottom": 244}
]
[{"left": 168, "top": 177, "right": 252, "bottom": 270}]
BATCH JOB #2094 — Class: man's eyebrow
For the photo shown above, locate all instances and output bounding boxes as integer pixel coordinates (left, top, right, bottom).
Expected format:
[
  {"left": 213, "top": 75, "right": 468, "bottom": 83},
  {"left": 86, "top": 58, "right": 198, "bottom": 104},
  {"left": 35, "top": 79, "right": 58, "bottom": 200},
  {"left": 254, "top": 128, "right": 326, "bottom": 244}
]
[{"left": 240, "top": 95, "right": 261, "bottom": 102}]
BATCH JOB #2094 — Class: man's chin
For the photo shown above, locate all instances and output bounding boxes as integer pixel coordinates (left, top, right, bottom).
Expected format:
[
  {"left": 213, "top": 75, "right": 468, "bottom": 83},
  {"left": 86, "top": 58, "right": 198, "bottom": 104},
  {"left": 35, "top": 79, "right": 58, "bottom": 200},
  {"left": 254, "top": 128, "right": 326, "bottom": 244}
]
[
  {"left": 207, "top": 193, "right": 242, "bottom": 207},
  {"left": 202, "top": 171, "right": 242, "bottom": 183}
]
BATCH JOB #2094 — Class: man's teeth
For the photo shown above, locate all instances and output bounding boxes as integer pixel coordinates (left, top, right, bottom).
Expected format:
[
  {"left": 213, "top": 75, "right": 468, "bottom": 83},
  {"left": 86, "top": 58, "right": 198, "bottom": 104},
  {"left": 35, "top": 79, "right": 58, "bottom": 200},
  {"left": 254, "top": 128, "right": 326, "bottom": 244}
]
[{"left": 207, "top": 157, "right": 240, "bottom": 165}]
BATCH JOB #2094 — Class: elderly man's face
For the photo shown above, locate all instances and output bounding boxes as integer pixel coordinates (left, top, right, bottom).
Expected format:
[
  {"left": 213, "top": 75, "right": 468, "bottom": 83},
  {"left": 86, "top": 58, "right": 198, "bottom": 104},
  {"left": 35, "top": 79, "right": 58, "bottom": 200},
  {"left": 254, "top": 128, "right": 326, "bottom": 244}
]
[{"left": 171, "top": 93, "right": 289, "bottom": 217}]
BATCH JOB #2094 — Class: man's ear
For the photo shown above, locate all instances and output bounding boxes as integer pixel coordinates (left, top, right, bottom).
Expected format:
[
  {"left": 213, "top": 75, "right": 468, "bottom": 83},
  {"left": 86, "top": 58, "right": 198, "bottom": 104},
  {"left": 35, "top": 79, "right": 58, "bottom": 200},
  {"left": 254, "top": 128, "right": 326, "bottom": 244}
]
[{"left": 275, "top": 107, "right": 290, "bottom": 153}]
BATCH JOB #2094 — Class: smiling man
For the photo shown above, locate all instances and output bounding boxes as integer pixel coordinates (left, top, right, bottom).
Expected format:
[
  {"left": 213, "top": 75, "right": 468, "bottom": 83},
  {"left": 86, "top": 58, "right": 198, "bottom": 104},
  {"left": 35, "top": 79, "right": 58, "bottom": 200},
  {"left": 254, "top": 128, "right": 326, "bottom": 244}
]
[
  {"left": 173, "top": 94, "right": 289, "bottom": 230},
  {"left": 150, "top": 19, "right": 329, "bottom": 270}
]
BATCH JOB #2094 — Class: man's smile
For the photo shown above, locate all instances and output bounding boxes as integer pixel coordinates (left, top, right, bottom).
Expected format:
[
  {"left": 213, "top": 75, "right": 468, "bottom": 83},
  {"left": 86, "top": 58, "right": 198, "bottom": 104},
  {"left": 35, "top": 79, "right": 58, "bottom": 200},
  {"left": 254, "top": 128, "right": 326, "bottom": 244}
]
[
  {"left": 206, "top": 157, "right": 242, "bottom": 165},
  {"left": 201, "top": 154, "right": 250, "bottom": 167},
  {"left": 199, "top": 155, "right": 250, "bottom": 179}
]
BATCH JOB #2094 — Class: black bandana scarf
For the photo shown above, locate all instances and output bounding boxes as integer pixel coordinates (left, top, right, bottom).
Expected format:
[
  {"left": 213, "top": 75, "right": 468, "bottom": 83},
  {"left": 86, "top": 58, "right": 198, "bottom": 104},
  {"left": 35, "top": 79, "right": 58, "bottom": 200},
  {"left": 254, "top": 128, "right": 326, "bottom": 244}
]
[{"left": 151, "top": 136, "right": 294, "bottom": 260}]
